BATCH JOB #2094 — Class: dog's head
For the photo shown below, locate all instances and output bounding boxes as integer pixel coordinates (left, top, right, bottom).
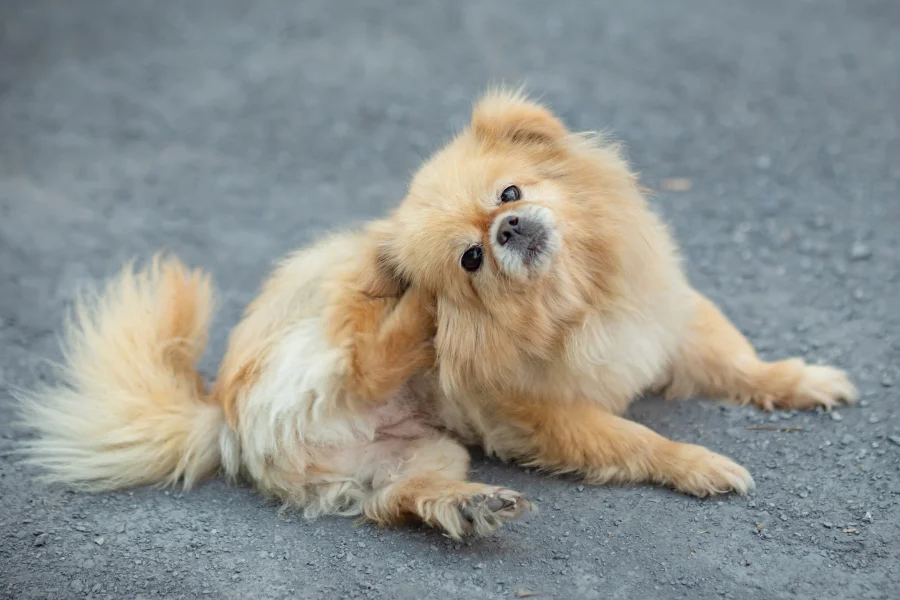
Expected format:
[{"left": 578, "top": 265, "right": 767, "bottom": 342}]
[{"left": 382, "top": 90, "right": 646, "bottom": 392}]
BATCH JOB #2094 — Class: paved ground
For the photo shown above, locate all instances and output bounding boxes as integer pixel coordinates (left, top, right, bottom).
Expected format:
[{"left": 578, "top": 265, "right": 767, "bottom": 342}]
[{"left": 1, "top": 0, "right": 898, "bottom": 598}]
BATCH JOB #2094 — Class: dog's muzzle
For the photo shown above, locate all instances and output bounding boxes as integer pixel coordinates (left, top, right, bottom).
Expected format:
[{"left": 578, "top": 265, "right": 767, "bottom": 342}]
[{"left": 489, "top": 205, "right": 559, "bottom": 277}]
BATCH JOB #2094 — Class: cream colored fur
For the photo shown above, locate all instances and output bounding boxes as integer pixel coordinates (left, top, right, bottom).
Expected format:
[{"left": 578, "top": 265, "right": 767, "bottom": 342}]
[
  {"left": 20, "top": 230, "right": 530, "bottom": 539},
  {"left": 19, "top": 89, "right": 856, "bottom": 538},
  {"left": 379, "top": 88, "right": 857, "bottom": 497},
  {"left": 19, "top": 257, "right": 221, "bottom": 490}
]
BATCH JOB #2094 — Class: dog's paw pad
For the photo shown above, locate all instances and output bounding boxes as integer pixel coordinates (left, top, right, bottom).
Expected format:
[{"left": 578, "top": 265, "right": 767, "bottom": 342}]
[{"left": 457, "top": 488, "right": 531, "bottom": 534}]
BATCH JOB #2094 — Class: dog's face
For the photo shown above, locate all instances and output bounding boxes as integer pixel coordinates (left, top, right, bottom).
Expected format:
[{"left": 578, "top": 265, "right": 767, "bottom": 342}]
[{"left": 383, "top": 91, "right": 642, "bottom": 391}]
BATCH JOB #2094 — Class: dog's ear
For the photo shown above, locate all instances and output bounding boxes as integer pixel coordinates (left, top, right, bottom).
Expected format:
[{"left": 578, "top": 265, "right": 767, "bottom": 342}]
[
  {"left": 360, "top": 219, "right": 408, "bottom": 298},
  {"left": 472, "top": 88, "right": 568, "bottom": 146}
]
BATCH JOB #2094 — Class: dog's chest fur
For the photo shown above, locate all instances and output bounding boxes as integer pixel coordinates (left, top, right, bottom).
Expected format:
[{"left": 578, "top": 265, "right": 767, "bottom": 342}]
[{"left": 433, "top": 285, "right": 696, "bottom": 452}]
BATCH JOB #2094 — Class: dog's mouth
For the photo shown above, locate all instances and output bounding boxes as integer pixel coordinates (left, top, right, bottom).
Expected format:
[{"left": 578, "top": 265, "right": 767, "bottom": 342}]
[{"left": 521, "top": 237, "right": 548, "bottom": 266}]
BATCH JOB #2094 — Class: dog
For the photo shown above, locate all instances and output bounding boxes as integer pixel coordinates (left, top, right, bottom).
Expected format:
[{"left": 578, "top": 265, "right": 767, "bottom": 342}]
[
  {"left": 20, "top": 89, "right": 857, "bottom": 539},
  {"left": 376, "top": 89, "right": 857, "bottom": 504}
]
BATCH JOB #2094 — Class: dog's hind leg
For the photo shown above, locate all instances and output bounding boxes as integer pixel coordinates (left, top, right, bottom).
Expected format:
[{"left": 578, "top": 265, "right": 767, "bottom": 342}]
[
  {"left": 658, "top": 291, "right": 857, "bottom": 411},
  {"left": 362, "top": 435, "right": 532, "bottom": 539}
]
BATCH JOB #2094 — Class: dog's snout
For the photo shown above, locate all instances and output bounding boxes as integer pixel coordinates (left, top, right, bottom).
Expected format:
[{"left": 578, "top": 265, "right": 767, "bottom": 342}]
[
  {"left": 495, "top": 213, "right": 547, "bottom": 249},
  {"left": 490, "top": 206, "right": 557, "bottom": 276},
  {"left": 496, "top": 216, "right": 521, "bottom": 246}
]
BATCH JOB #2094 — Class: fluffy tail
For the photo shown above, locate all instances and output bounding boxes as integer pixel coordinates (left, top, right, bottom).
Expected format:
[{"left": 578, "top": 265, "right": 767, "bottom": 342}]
[{"left": 18, "top": 255, "right": 224, "bottom": 491}]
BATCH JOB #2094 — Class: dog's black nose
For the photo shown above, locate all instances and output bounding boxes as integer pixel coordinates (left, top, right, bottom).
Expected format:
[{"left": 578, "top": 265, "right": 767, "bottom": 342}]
[{"left": 496, "top": 216, "right": 521, "bottom": 246}]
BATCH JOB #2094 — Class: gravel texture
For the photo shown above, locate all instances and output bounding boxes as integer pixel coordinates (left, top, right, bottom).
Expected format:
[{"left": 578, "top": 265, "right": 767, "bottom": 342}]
[{"left": 1, "top": 0, "right": 898, "bottom": 598}]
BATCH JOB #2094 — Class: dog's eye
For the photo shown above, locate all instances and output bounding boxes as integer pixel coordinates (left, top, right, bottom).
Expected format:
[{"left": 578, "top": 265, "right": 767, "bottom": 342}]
[
  {"left": 500, "top": 185, "right": 521, "bottom": 204},
  {"left": 460, "top": 246, "right": 484, "bottom": 272}
]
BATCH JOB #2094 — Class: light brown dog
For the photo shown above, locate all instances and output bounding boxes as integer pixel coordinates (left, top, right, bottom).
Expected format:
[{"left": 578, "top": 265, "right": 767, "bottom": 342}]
[
  {"left": 377, "top": 89, "right": 857, "bottom": 502},
  {"left": 20, "top": 90, "right": 857, "bottom": 539}
]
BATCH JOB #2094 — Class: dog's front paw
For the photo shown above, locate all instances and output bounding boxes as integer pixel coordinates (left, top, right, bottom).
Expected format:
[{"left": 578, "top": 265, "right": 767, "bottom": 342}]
[{"left": 666, "top": 443, "right": 755, "bottom": 498}]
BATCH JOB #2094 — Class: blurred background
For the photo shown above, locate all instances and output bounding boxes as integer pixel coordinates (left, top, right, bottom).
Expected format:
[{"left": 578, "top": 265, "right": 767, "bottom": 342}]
[{"left": 1, "top": 1, "right": 898, "bottom": 599}]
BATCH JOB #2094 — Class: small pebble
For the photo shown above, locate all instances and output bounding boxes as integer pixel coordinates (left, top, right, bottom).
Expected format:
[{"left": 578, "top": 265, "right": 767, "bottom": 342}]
[
  {"left": 887, "top": 436, "right": 900, "bottom": 446},
  {"left": 34, "top": 533, "right": 48, "bottom": 547},
  {"left": 823, "top": 522, "right": 833, "bottom": 529},
  {"left": 831, "top": 412, "right": 843, "bottom": 421},
  {"left": 93, "top": 536, "right": 104, "bottom": 546},
  {"left": 841, "top": 434, "right": 855, "bottom": 445},
  {"left": 864, "top": 512, "right": 874, "bottom": 523},
  {"left": 849, "top": 242, "right": 872, "bottom": 261}
]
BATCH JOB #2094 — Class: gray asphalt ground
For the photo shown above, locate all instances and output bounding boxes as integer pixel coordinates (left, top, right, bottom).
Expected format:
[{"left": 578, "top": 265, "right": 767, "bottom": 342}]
[{"left": 1, "top": 1, "right": 898, "bottom": 598}]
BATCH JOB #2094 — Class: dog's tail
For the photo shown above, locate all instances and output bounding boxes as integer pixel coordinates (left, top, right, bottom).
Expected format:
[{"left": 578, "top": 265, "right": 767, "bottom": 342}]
[{"left": 18, "top": 255, "right": 224, "bottom": 491}]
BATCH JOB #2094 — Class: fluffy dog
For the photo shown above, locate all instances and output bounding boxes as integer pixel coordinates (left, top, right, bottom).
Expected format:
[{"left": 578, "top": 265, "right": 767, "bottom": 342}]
[
  {"left": 377, "top": 90, "right": 857, "bottom": 503},
  {"left": 20, "top": 90, "right": 857, "bottom": 539}
]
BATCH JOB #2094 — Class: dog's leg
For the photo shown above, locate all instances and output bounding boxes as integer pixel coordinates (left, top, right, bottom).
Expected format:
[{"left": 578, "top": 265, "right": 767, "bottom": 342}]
[
  {"left": 327, "top": 285, "right": 436, "bottom": 405},
  {"left": 363, "top": 436, "right": 532, "bottom": 539},
  {"left": 215, "top": 256, "right": 435, "bottom": 423},
  {"left": 499, "top": 400, "right": 754, "bottom": 497},
  {"left": 659, "top": 292, "right": 857, "bottom": 411}
]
